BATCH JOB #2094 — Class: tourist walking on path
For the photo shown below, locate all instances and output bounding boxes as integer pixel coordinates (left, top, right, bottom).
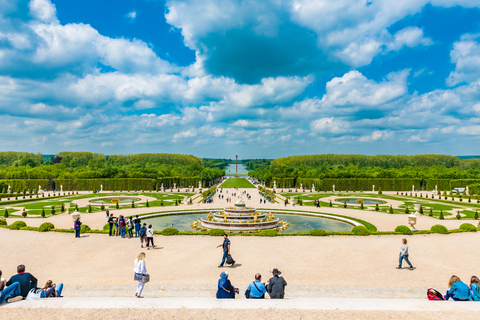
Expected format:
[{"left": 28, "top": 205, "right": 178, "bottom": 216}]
[
  {"left": 133, "top": 252, "right": 149, "bottom": 298},
  {"left": 107, "top": 214, "right": 115, "bottom": 236},
  {"left": 217, "top": 234, "right": 231, "bottom": 268},
  {"left": 396, "top": 238, "right": 414, "bottom": 270},
  {"left": 74, "top": 218, "right": 82, "bottom": 238},
  {"left": 267, "top": 268, "right": 287, "bottom": 299},
  {"left": 444, "top": 275, "right": 472, "bottom": 300},
  {"left": 6, "top": 265, "right": 37, "bottom": 298},
  {"left": 146, "top": 224, "right": 155, "bottom": 249},
  {"left": 105, "top": 210, "right": 109, "bottom": 219},
  {"left": 140, "top": 223, "right": 147, "bottom": 248},
  {"left": 134, "top": 215, "right": 141, "bottom": 237},
  {"left": 216, "top": 271, "right": 235, "bottom": 299},
  {"left": 246, "top": 273, "right": 267, "bottom": 299}
]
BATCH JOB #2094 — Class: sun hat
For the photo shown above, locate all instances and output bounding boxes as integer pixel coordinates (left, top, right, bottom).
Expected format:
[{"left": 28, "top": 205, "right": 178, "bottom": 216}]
[
  {"left": 220, "top": 271, "right": 228, "bottom": 278},
  {"left": 271, "top": 268, "right": 281, "bottom": 275}
]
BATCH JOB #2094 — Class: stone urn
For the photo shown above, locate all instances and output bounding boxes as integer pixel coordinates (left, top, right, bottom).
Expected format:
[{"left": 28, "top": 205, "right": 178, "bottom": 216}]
[
  {"left": 408, "top": 212, "right": 417, "bottom": 231},
  {"left": 71, "top": 210, "right": 81, "bottom": 222}
]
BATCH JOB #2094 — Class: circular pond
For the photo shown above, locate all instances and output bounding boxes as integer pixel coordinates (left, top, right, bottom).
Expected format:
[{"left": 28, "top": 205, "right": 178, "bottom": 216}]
[
  {"left": 143, "top": 212, "right": 354, "bottom": 233},
  {"left": 336, "top": 198, "right": 386, "bottom": 205},
  {"left": 90, "top": 197, "right": 141, "bottom": 204}
]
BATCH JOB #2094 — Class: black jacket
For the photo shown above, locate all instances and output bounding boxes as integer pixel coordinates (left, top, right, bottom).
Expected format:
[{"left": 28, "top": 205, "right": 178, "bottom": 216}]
[
  {"left": 267, "top": 275, "right": 287, "bottom": 299},
  {"left": 7, "top": 273, "right": 38, "bottom": 297}
]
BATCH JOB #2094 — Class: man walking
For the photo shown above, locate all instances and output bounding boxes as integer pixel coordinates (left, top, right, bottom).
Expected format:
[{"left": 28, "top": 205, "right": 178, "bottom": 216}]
[
  {"left": 217, "top": 234, "right": 231, "bottom": 268},
  {"left": 134, "top": 215, "right": 141, "bottom": 237}
]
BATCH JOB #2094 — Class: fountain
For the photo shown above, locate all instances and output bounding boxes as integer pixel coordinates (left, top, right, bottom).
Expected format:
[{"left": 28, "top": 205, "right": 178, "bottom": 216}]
[{"left": 192, "top": 196, "right": 288, "bottom": 233}]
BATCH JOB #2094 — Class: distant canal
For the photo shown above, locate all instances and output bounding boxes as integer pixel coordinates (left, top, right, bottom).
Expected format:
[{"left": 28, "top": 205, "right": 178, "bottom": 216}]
[{"left": 225, "top": 163, "right": 248, "bottom": 175}]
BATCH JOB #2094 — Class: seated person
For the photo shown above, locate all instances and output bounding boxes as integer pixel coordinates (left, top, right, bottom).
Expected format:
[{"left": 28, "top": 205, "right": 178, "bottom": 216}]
[
  {"left": 247, "top": 273, "right": 267, "bottom": 299},
  {"left": 216, "top": 271, "right": 235, "bottom": 299},
  {"left": 444, "top": 275, "right": 472, "bottom": 301},
  {"left": 471, "top": 276, "right": 480, "bottom": 301},
  {"left": 0, "top": 270, "right": 22, "bottom": 303},
  {"left": 6, "top": 265, "right": 37, "bottom": 298},
  {"left": 41, "top": 280, "right": 64, "bottom": 298}
]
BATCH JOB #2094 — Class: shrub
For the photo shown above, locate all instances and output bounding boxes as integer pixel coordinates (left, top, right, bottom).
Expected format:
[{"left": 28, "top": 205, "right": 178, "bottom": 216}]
[
  {"left": 146, "top": 200, "right": 150, "bottom": 207},
  {"left": 38, "top": 222, "right": 55, "bottom": 232},
  {"left": 375, "top": 204, "right": 379, "bottom": 211},
  {"left": 160, "top": 200, "right": 164, "bottom": 206},
  {"left": 10, "top": 221, "right": 27, "bottom": 230},
  {"left": 116, "top": 202, "right": 119, "bottom": 209},
  {"left": 439, "top": 210, "right": 444, "bottom": 220},
  {"left": 475, "top": 210, "right": 479, "bottom": 220},
  {"left": 429, "top": 208, "right": 433, "bottom": 217},
  {"left": 41, "top": 209, "right": 45, "bottom": 218},
  {"left": 61, "top": 203, "right": 65, "bottom": 213},
  {"left": 459, "top": 223, "right": 477, "bottom": 232},
  {"left": 131, "top": 201, "right": 135, "bottom": 208},
  {"left": 80, "top": 225, "right": 91, "bottom": 233},
  {"left": 343, "top": 201, "right": 347, "bottom": 208},
  {"left": 360, "top": 202, "right": 364, "bottom": 210},
  {"left": 352, "top": 226, "right": 370, "bottom": 236},
  {"left": 4, "top": 209, "right": 8, "bottom": 218},
  {"left": 22, "top": 210, "right": 27, "bottom": 218},
  {"left": 405, "top": 206, "right": 409, "bottom": 214},
  {"left": 419, "top": 206, "right": 424, "bottom": 214},
  {"left": 389, "top": 205, "right": 393, "bottom": 214},
  {"left": 100, "top": 204, "right": 105, "bottom": 211},
  {"left": 456, "top": 212, "right": 461, "bottom": 220},
  {"left": 208, "top": 228, "right": 226, "bottom": 236},
  {"left": 162, "top": 228, "right": 180, "bottom": 236},
  {"left": 309, "top": 229, "right": 326, "bottom": 236},
  {"left": 258, "top": 229, "right": 277, "bottom": 237},
  {"left": 378, "top": 187, "right": 382, "bottom": 195},
  {"left": 395, "top": 225, "right": 411, "bottom": 235},
  {"left": 103, "top": 223, "right": 110, "bottom": 231},
  {"left": 51, "top": 206, "right": 56, "bottom": 215},
  {"left": 329, "top": 200, "right": 332, "bottom": 207},
  {"left": 0, "top": 218, "right": 6, "bottom": 225},
  {"left": 431, "top": 224, "right": 448, "bottom": 234}
]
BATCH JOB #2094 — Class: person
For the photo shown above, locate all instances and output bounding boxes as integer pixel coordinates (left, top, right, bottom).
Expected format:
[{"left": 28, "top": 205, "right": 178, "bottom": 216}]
[
  {"left": 444, "top": 275, "right": 472, "bottom": 301},
  {"left": 140, "top": 223, "right": 147, "bottom": 248},
  {"left": 216, "top": 271, "right": 235, "bottom": 299},
  {"left": 470, "top": 276, "right": 480, "bottom": 301},
  {"left": 133, "top": 252, "right": 149, "bottom": 298},
  {"left": 267, "top": 268, "right": 287, "bottom": 299},
  {"left": 284, "top": 199, "right": 287, "bottom": 206},
  {"left": 0, "top": 270, "right": 22, "bottom": 303},
  {"left": 115, "top": 217, "right": 120, "bottom": 236},
  {"left": 119, "top": 215, "right": 126, "bottom": 238},
  {"left": 105, "top": 210, "right": 109, "bottom": 219},
  {"left": 247, "top": 273, "right": 267, "bottom": 299},
  {"left": 146, "top": 224, "right": 155, "bottom": 249},
  {"left": 6, "top": 265, "right": 38, "bottom": 298},
  {"left": 396, "top": 238, "right": 413, "bottom": 270},
  {"left": 41, "top": 280, "right": 63, "bottom": 298},
  {"left": 74, "top": 218, "right": 82, "bottom": 238},
  {"left": 217, "top": 234, "right": 231, "bottom": 268},
  {"left": 134, "top": 215, "right": 141, "bottom": 237},
  {"left": 107, "top": 214, "right": 115, "bottom": 236},
  {"left": 127, "top": 217, "right": 134, "bottom": 238}
]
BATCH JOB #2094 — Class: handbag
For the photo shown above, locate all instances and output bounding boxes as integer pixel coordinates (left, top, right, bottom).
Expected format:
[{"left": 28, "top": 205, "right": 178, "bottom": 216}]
[
  {"left": 134, "top": 273, "right": 143, "bottom": 281},
  {"left": 245, "top": 288, "right": 251, "bottom": 298},
  {"left": 26, "top": 288, "right": 42, "bottom": 300},
  {"left": 142, "top": 275, "right": 150, "bottom": 283}
]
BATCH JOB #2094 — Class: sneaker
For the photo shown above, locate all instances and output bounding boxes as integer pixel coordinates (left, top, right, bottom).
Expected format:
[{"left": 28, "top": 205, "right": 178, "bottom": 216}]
[
  {"left": 409, "top": 267, "right": 414, "bottom": 270},
  {"left": 218, "top": 265, "right": 223, "bottom": 268},
  {"left": 6, "top": 296, "right": 23, "bottom": 303},
  {"left": 231, "top": 262, "right": 235, "bottom": 267},
  {"left": 396, "top": 267, "right": 401, "bottom": 269},
  {"left": 137, "top": 295, "right": 144, "bottom": 298}
]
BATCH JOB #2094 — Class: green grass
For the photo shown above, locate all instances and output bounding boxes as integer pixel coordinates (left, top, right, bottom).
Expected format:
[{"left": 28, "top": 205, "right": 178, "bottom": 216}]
[{"left": 219, "top": 178, "right": 255, "bottom": 188}]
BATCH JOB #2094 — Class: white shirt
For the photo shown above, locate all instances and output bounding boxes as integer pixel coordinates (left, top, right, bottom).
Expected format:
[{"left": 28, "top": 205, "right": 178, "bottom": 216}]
[
  {"left": 400, "top": 244, "right": 409, "bottom": 255},
  {"left": 134, "top": 259, "right": 147, "bottom": 274},
  {"left": 146, "top": 228, "right": 153, "bottom": 237}
]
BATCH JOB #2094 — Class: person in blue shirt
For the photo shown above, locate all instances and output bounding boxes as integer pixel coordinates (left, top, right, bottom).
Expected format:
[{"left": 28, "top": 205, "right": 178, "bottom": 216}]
[
  {"left": 247, "top": 273, "right": 267, "bottom": 299},
  {"left": 6, "top": 265, "right": 37, "bottom": 298},
  {"left": 217, "top": 234, "right": 231, "bottom": 268},
  {"left": 216, "top": 271, "right": 235, "bottom": 299},
  {"left": 470, "top": 276, "right": 480, "bottom": 301},
  {"left": 444, "top": 275, "right": 472, "bottom": 301}
]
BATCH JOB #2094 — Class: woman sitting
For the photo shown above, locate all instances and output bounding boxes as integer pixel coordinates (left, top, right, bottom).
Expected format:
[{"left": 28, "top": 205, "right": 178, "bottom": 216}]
[
  {"left": 471, "top": 276, "right": 480, "bottom": 301},
  {"left": 216, "top": 271, "right": 235, "bottom": 299},
  {"left": 444, "top": 275, "right": 472, "bottom": 301},
  {"left": 41, "top": 280, "right": 63, "bottom": 298}
]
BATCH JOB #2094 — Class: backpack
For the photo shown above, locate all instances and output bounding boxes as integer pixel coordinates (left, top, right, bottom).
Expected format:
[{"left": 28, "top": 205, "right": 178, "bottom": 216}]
[
  {"left": 427, "top": 288, "right": 445, "bottom": 300},
  {"left": 140, "top": 227, "right": 146, "bottom": 237}
]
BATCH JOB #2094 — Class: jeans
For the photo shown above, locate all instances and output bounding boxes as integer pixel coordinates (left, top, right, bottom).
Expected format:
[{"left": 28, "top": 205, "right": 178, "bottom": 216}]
[
  {"left": 398, "top": 253, "right": 413, "bottom": 268},
  {"left": 109, "top": 224, "right": 114, "bottom": 236},
  {"left": 220, "top": 252, "right": 228, "bottom": 266},
  {"left": 128, "top": 228, "right": 133, "bottom": 238},
  {"left": 75, "top": 229, "right": 80, "bottom": 238},
  {"left": 0, "top": 282, "right": 21, "bottom": 303},
  {"left": 135, "top": 224, "right": 140, "bottom": 237},
  {"left": 445, "top": 290, "right": 470, "bottom": 301},
  {"left": 120, "top": 227, "right": 126, "bottom": 238}
]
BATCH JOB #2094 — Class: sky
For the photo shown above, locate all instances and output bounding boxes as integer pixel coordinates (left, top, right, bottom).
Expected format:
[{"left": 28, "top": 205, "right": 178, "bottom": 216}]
[{"left": 1, "top": 0, "right": 480, "bottom": 159}]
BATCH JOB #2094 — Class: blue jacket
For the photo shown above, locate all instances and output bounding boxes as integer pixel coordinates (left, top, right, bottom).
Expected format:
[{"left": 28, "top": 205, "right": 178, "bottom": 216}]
[
  {"left": 448, "top": 281, "right": 472, "bottom": 300},
  {"left": 216, "top": 278, "right": 235, "bottom": 299},
  {"left": 471, "top": 283, "right": 480, "bottom": 301},
  {"left": 7, "top": 273, "right": 38, "bottom": 298}
]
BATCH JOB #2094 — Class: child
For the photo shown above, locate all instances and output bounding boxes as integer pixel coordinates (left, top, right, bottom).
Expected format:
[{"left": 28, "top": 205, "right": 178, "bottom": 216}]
[
  {"left": 471, "top": 276, "right": 480, "bottom": 301},
  {"left": 444, "top": 275, "right": 472, "bottom": 301}
]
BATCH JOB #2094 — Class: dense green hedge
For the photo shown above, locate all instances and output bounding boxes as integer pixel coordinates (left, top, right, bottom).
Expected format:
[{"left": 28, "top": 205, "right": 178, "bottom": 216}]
[
  {"left": 395, "top": 225, "right": 412, "bottom": 235},
  {"left": 258, "top": 230, "right": 277, "bottom": 237},
  {"left": 459, "top": 223, "right": 477, "bottom": 232},
  {"left": 352, "top": 226, "right": 370, "bottom": 236},
  {"left": 10, "top": 221, "right": 27, "bottom": 230},
  {"left": 38, "top": 222, "right": 55, "bottom": 232},
  {"left": 161, "top": 228, "right": 180, "bottom": 235},
  {"left": 309, "top": 229, "right": 326, "bottom": 236},
  {"left": 431, "top": 224, "right": 448, "bottom": 234},
  {"left": 208, "top": 228, "right": 225, "bottom": 236}
]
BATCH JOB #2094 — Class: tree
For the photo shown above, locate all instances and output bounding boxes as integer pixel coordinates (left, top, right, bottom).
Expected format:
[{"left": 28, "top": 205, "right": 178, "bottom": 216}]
[
  {"left": 61, "top": 203, "right": 65, "bottom": 213},
  {"left": 389, "top": 205, "right": 393, "bottom": 214},
  {"left": 131, "top": 201, "right": 135, "bottom": 208},
  {"left": 361, "top": 202, "right": 364, "bottom": 210},
  {"left": 4, "top": 209, "right": 8, "bottom": 218},
  {"left": 456, "top": 211, "right": 461, "bottom": 219},
  {"left": 51, "top": 206, "right": 55, "bottom": 215},
  {"left": 161, "top": 200, "right": 164, "bottom": 206},
  {"left": 405, "top": 206, "right": 409, "bottom": 214},
  {"left": 116, "top": 202, "right": 119, "bottom": 209},
  {"left": 439, "top": 210, "right": 444, "bottom": 219},
  {"left": 146, "top": 200, "right": 150, "bottom": 207},
  {"left": 329, "top": 200, "right": 332, "bottom": 207},
  {"left": 375, "top": 203, "right": 379, "bottom": 211},
  {"left": 475, "top": 210, "right": 478, "bottom": 220},
  {"left": 88, "top": 205, "right": 92, "bottom": 213},
  {"left": 419, "top": 206, "right": 423, "bottom": 214},
  {"left": 41, "top": 209, "right": 45, "bottom": 218},
  {"left": 22, "top": 210, "right": 27, "bottom": 218},
  {"left": 429, "top": 207, "right": 433, "bottom": 217}
]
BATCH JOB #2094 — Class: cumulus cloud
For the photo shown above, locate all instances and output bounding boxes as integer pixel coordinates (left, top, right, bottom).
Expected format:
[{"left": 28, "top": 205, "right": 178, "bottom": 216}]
[
  {"left": 126, "top": 10, "right": 137, "bottom": 22},
  {"left": 447, "top": 34, "right": 480, "bottom": 86}
]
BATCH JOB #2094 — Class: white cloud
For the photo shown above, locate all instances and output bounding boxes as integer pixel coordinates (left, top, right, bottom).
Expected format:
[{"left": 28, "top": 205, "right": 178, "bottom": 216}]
[
  {"left": 447, "top": 34, "right": 480, "bottom": 86},
  {"left": 173, "top": 130, "right": 196, "bottom": 140},
  {"left": 310, "top": 117, "right": 348, "bottom": 134},
  {"left": 387, "top": 27, "right": 433, "bottom": 51},
  {"left": 29, "top": 0, "right": 58, "bottom": 24},
  {"left": 126, "top": 10, "right": 137, "bottom": 22},
  {"left": 359, "top": 130, "right": 392, "bottom": 142}
]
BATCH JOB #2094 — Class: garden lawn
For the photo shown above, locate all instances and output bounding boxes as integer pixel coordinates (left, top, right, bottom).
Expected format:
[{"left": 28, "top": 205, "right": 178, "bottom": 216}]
[{"left": 219, "top": 178, "right": 255, "bottom": 188}]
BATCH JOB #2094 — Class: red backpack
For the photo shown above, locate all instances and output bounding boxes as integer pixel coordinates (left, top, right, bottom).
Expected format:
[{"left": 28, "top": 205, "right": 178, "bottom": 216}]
[{"left": 427, "top": 288, "right": 445, "bottom": 300}]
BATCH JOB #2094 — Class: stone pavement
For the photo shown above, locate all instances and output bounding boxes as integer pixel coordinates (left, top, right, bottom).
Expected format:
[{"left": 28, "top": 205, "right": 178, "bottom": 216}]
[
  {"left": 2, "top": 297, "right": 480, "bottom": 312},
  {"left": 59, "top": 285, "right": 427, "bottom": 299}
]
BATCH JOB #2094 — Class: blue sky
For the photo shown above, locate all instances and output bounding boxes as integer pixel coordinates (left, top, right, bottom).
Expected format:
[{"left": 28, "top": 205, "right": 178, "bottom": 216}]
[{"left": 1, "top": 0, "right": 480, "bottom": 159}]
